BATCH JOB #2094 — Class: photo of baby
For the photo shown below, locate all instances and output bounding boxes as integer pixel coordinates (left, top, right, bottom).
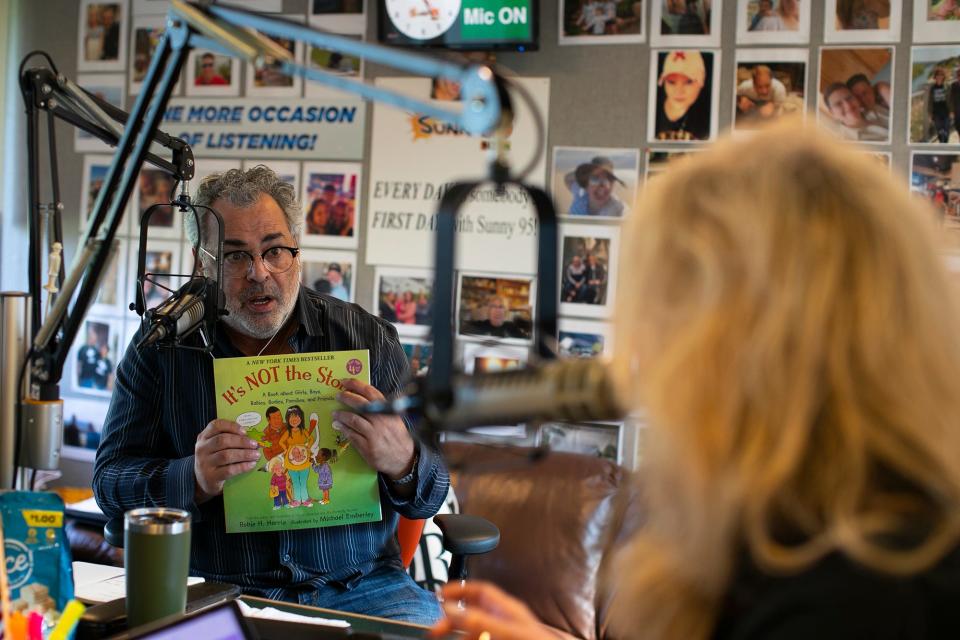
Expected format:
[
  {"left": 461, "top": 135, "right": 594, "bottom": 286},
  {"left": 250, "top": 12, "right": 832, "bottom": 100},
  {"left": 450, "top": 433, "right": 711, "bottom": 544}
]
[
  {"left": 734, "top": 54, "right": 807, "bottom": 130},
  {"left": 649, "top": 49, "right": 718, "bottom": 142},
  {"left": 818, "top": 47, "right": 893, "bottom": 144}
]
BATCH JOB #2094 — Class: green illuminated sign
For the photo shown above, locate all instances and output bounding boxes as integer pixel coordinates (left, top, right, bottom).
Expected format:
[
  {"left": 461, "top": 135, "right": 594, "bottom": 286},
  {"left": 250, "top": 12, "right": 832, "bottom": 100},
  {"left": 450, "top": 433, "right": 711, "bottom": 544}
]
[{"left": 460, "top": 0, "right": 533, "bottom": 41}]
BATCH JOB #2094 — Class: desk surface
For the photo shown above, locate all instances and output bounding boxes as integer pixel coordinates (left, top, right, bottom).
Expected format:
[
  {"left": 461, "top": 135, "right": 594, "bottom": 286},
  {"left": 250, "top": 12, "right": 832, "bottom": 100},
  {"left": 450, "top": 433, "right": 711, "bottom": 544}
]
[{"left": 240, "top": 595, "right": 433, "bottom": 638}]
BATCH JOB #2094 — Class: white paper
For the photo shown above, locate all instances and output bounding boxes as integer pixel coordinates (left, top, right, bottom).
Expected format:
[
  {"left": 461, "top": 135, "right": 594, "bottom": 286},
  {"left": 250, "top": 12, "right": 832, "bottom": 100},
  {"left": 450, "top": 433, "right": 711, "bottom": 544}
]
[
  {"left": 72, "top": 561, "right": 204, "bottom": 604},
  {"left": 236, "top": 600, "right": 351, "bottom": 628},
  {"left": 65, "top": 496, "right": 105, "bottom": 516}
]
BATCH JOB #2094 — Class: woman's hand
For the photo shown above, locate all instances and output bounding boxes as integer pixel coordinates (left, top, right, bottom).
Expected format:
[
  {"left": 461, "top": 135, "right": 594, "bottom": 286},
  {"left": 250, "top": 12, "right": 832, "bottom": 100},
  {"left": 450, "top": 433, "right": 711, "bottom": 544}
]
[{"left": 429, "top": 581, "right": 556, "bottom": 640}]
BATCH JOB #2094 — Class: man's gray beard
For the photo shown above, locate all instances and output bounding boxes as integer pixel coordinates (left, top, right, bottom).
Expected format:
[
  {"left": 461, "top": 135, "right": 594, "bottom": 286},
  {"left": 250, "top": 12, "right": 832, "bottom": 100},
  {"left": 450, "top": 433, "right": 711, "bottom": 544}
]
[{"left": 223, "top": 284, "right": 299, "bottom": 340}]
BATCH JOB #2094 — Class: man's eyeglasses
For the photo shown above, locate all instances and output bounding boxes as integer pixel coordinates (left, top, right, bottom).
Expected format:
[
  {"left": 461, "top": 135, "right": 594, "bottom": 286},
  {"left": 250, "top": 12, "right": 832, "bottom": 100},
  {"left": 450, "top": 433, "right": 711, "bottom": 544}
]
[
  {"left": 588, "top": 175, "right": 612, "bottom": 186},
  {"left": 201, "top": 63, "right": 214, "bottom": 69},
  {"left": 219, "top": 246, "right": 300, "bottom": 277}
]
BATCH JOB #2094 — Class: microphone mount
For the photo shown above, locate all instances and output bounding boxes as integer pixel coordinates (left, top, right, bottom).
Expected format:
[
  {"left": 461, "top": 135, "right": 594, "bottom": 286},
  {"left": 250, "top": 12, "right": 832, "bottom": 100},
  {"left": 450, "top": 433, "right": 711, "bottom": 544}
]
[{"left": 133, "top": 191, "right": 227, "bottom": 352}]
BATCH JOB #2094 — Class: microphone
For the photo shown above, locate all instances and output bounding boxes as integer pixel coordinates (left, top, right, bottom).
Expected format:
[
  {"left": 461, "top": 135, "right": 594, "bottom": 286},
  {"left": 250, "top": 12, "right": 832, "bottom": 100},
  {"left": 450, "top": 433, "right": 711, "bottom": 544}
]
[
  {"left": 368, "top": 357, "right": 626, "bottom": 431},
  {"left": 137, "top": 278, "right": 209, "bottom": 349}
]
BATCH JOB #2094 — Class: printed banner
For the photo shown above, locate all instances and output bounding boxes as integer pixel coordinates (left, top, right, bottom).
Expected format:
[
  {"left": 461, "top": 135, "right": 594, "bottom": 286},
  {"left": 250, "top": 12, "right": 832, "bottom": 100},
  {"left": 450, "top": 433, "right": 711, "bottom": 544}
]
[
  {"left": 364, "top": 77, "right": 550, "bottom": 274},
  {"left": 161, "top": 97, "right": 366, "bottom": 159}
]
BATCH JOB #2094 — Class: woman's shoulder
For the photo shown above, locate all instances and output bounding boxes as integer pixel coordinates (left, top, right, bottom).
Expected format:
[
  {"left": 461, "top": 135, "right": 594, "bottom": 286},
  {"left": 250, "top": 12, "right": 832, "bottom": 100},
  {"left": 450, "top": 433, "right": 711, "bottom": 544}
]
[{"left": 714, "top": 546, "right": 960, "bottom": 639}]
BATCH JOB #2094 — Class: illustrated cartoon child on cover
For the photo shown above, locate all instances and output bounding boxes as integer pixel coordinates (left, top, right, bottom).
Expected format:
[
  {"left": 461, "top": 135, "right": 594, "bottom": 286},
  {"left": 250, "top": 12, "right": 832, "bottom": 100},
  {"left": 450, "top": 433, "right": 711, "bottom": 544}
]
[
  {"left": 311, "top": 448, "right": 335, "bottom": 505},
  {"left": 257, "top": 406, "right": 285, "bottom": 471},
  {"left": 267, "top": 456, "right": 291, "bottom": 509},
  {"left": 279, "top": 405, "right": 315, "bottom": 507}
]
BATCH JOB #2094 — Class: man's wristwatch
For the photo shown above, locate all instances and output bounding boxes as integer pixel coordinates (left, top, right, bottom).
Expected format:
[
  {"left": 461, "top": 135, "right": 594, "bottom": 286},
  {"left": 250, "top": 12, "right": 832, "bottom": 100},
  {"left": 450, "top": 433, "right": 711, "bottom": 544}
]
[{"left": 392, "top": 449, "right": 420, "bottom": 485}]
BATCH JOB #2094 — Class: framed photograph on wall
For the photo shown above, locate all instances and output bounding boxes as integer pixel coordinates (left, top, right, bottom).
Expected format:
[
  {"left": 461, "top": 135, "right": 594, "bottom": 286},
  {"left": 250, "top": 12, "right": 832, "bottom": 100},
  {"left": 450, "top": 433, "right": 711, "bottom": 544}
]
[
  {"left": 80, "top": 154, "right": 119, "bottom": 235},
  {"left": 908, "top": 46, "right": 960, "bottom": 145},
  {"left": 242, "top": 160, "right": 301, "bottom": 195},
  {"left": 400, "top": 339, "right": 432, "bottom": 378},
  {"left": 560, "top": 224, "right": 619, "bottom": 319},
  {"left": 301, "top": 161, "right": 361, "bottom": 249},
  {"left": 74, "top": 74, "right": 126, "bottom": 152},
  {"left": 911, "top": 152, "right": 960, "bottom": 254},
  {"left": 817, "top": 46, "right": 894, "bottom": 145},
  {"left": 244, "top": 16, "right": 305, "bottom": 98},
  {"left": 61, "top": 397, "right": 110, "bottom": 461},
  {"left": 551, "top": 147, "right": 640, "bottom": 219},
  {"left": 90, "top": 238, "right": 129, "bottom": 316},
  {"left": 373, "top": 267, "right": 434, "bottom": 337},
  {"left": 309, "top": 0, "right": 365, "bottom": 34},
  {"left": 644, "top": 148, "right": 702, "bottom": 180},
  {"left": 68, "top": 315, "right": 123, "bottom": 398},
  {"left": 301, "top": 248, "right": 356, "bottom": 303},
  {"left": 128, "top": 238, "right": 183, "bottom": 312},
  {"left": 647, "top": 49, "right": 721, "bottom": 142},
  {"left": 131, "top": 167, "right": 183, "bottom": 240},
  {"left": 191, "top": 159, "right": 241, "bottom": 198},
  {"left": 133, "top": 0, "right": 281, "bottom": 13},
  {"left": 732, "top": 49, "right": 808, "bottom": 132},
  {"left": 304, "top": 35, "right": 364, "bottom": 98},
  {"left": 539, "top": 421, "right": 623, "bottom": 463},
  {"left": 914, "top": 0, "right": 960, "bottom": 43},
  {"left": 864, "top": 150, "right": 893, "bottom": 169},
  {"left": 461, "top": 342, "right": 530, "bottom": 374},
  {"left": 558, "top": 318, "right": 612, "bottom": 358},
  {"left": 77, "top": 0, "right": 128, "bottom": 72},
  {"left": 825, "top": 0, "right": 901, "bottom": 42},
  {"left": 558, "top": 0, "right": 646, "bottom": 45},
  {"left": 129, "top": 15, "right": 165, "bottom": 93},
  {"left": 736, "top": 0, "right": 811, "bottom": 45},
  {"left": 456, "top": 273, "right": 536, "bottom": 344},
  {"left": 185, "top": 49, "right": 241, "bottom": 97},
  {"left": 651, "top": 0, "right": 721, "bottom": 47}
]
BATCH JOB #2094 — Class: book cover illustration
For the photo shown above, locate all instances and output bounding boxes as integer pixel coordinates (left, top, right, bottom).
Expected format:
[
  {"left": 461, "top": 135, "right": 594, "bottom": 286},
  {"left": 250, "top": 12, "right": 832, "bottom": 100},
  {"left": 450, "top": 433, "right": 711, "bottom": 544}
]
[{"left": 215, "top": 350, "right": 382, "bottom": 534}]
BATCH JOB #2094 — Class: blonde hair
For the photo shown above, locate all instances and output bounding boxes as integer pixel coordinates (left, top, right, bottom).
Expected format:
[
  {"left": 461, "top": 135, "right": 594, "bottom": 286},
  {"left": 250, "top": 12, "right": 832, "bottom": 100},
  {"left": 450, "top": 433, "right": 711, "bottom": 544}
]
[{"left": 609, "top": 121, "right": 960, "bottom": 639}]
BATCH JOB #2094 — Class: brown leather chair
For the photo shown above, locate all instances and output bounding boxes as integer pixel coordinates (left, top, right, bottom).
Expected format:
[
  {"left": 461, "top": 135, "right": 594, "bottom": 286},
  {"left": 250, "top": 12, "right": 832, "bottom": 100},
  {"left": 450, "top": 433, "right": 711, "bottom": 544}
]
[{"left": 443, "top": 442, "right": 642, "bottom": 640}]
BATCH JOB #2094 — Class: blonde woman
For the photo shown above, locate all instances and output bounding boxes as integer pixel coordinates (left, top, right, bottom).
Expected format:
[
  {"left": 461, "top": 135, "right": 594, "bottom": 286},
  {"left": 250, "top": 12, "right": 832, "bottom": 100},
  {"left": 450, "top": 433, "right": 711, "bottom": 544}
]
[{"left": 430, "top": 123, "right": 960, "bottom": 639}]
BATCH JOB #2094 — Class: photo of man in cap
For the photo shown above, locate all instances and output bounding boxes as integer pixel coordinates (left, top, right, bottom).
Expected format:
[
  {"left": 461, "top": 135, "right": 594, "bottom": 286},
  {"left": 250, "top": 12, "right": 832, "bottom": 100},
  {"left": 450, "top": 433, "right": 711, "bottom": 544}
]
[
  {"left": 653, "top": 50, "right": 713, "bottom": 141},
  {"left": 324, "top": 263, "right": 349, "bottom": 300},
  {"left": 564, "top": 156, "right": 626, "bottom": 217}
]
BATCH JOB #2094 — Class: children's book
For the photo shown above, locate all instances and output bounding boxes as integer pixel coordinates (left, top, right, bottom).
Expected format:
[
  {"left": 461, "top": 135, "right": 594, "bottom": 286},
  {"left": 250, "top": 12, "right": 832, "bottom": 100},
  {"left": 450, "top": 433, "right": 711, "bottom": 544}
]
[{"left": 215, "top": 350, "right": 382, "bottom": 533}]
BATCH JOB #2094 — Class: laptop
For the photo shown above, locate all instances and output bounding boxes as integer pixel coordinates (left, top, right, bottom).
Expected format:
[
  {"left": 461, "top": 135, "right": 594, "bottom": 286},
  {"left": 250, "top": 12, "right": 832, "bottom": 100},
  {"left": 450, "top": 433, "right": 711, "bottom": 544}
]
[{"left": 122, "top": 600, "right": 415, "bottom": 640}]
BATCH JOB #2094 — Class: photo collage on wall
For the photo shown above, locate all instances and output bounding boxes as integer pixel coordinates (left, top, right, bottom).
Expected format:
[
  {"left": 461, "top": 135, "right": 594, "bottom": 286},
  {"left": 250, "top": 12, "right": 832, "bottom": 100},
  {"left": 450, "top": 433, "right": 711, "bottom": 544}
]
[{"left": 65, "top": 0, "right": 368, "bottom": 460}]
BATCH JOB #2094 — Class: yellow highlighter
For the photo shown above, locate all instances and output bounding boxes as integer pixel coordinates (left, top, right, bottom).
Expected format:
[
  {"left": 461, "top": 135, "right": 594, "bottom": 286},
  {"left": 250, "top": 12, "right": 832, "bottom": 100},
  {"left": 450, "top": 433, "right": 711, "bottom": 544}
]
[{"left": 49, "top": 599, "right": 86, "bottom": 640}]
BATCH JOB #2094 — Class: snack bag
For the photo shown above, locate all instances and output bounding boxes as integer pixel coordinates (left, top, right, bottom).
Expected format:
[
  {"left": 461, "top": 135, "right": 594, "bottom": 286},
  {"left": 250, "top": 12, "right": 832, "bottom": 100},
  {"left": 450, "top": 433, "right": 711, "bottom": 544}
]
[{"left": 0, "top": 491, "right": 74, "bottom": 621}]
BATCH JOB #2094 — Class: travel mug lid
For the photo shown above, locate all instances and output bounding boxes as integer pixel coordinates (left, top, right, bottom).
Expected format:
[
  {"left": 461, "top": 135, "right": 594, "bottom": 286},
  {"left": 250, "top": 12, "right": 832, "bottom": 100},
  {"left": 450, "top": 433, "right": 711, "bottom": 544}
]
[{"left": 125, "top": 507, "right": 191, "bottom": 535}]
